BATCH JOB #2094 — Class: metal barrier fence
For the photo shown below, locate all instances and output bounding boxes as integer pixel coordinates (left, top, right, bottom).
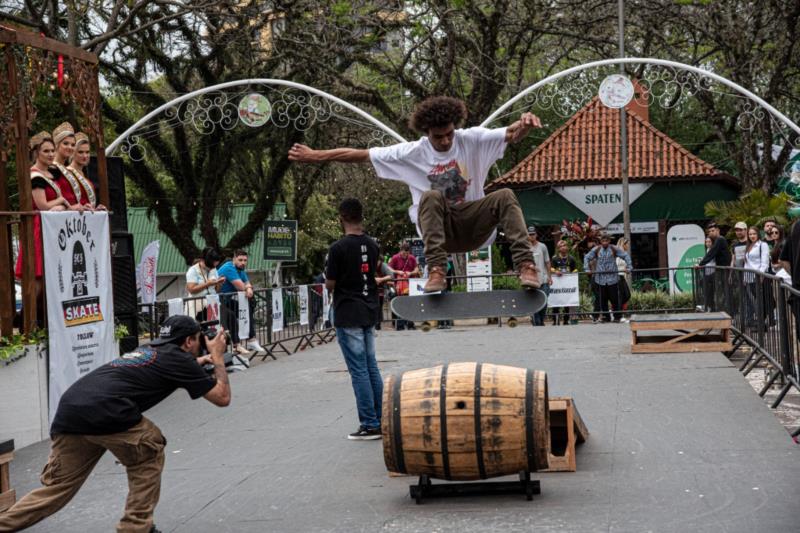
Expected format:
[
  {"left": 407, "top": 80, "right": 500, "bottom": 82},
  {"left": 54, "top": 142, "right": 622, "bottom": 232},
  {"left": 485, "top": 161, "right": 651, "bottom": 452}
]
[
  {"left": 694, "top": 266, "right": 800, "bottom": 436},
  {"left": 138, "top": 285, "right": 335, "bottom": 360}
]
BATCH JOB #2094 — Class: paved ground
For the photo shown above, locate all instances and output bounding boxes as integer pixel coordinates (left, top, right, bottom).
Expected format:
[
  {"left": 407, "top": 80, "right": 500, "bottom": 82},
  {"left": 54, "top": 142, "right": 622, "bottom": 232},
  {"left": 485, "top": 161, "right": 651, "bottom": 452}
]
[{"left": 8, "top": 323, "right": 800, "bottom": 533}]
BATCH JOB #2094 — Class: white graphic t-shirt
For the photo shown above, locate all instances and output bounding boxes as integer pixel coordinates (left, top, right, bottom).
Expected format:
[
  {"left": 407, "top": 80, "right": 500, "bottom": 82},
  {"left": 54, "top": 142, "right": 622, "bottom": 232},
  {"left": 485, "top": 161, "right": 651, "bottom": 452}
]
[{"left": 369, "top": 127, "right": 508, "bottom": 230}]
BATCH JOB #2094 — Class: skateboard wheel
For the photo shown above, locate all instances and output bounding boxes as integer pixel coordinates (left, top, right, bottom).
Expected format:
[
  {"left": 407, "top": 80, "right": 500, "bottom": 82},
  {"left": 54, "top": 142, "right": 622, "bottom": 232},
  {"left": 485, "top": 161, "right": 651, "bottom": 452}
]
[
  {"left": 421, "top": 321, "right": 432, "bottom": 332},
  {"left": 508, "top": 318, "right": 518, "bottom": 328}
]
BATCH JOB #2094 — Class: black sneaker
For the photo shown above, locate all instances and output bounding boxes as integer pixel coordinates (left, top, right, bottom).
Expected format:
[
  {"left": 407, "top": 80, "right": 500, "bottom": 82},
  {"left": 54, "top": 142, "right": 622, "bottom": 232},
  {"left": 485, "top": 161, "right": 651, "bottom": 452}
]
[{"left": 348, "top": 426, "right": 382, "bottom": 440}]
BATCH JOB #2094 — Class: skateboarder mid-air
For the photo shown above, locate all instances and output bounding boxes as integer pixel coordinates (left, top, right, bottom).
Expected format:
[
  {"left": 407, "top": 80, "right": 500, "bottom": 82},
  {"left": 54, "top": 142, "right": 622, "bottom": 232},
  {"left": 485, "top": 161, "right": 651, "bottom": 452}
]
[{"left": 289, "top": 96, "right": 544, "bottom": 293}]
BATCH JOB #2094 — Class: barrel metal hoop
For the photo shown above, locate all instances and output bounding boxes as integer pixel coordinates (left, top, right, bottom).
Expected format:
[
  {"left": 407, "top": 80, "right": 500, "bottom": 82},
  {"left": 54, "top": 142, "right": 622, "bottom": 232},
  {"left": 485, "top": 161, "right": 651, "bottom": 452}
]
[
  {"left": 473, "top": 362, "right": 486, "bottom": 479},
  {"left": 439, "top": 363, "right": 451, "bottom": 480},
  {"left": 391, "top": 373, "right": 406, "bottom": 474},
  {"left": 525, "top": 368, "right": 535, "bottom": 473}
]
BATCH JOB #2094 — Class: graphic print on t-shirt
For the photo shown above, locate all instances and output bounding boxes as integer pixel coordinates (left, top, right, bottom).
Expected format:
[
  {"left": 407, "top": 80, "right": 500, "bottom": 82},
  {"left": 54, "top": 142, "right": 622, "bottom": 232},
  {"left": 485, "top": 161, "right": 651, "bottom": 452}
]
[
  {"left": 427, "top": 160, "right": 470, "bottom": 205},
  {"left": 110, "top": 345, "right": 158, "bottom": 367}
]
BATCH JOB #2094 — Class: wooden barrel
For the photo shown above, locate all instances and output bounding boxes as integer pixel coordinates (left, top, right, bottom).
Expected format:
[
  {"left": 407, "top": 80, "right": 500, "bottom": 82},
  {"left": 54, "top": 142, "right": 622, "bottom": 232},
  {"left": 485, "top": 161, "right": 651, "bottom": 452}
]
[{"left": 382, "top": 362, "right": 550, "bottom": 480}]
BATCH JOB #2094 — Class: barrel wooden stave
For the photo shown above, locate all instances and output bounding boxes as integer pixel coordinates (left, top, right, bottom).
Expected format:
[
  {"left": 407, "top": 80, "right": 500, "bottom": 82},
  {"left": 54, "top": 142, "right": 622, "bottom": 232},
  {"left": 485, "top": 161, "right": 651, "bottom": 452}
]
[{"left": 383, "top": 362, "right": 550, "bottom": 481}]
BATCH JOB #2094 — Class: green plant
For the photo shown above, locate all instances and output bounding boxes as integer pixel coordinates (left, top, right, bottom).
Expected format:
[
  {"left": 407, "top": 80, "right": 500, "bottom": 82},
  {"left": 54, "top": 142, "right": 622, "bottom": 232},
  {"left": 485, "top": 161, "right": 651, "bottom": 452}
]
[
  {"left": 0, "top": 328, "right": 47, "bottom": 365},
  {"left": 705, "top": 190, "right": 792, "bottom": 235},
  {"left": 114, "top": 323, "right": 129, "bottom": 341}
]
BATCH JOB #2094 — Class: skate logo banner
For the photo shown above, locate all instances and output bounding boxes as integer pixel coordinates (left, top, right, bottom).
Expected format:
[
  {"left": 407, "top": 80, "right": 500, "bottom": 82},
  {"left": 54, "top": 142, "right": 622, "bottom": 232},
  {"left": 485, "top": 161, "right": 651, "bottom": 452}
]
[{"left": 41, "top": 212, "right": 116, "bottom": 423}]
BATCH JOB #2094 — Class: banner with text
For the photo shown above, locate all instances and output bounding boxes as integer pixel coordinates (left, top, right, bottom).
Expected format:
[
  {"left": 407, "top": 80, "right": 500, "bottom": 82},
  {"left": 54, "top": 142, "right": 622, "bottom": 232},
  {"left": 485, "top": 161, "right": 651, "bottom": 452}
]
[
  {"left": 299, "top": 285, "right": 309, "bottom": 326},
  {"left": 42, "top": 212, "right": 116, "bottom": 423},
  {"left": 263, "top": 220, "right": 298, "bottom": 261},
  {"left": 466, "top": 248, "right": 492, "bottom": 292},
  {"left": 205, "top": 293, "right": 220, "bottom": 322},
  {"left": 555, "top": 184, "right": 651, "bottom": 226},
  {"left": 237, "top": 292, "right": 250, "bottom": 340},
  {"left": 272, "top": 288, "right": 284, "bottom": 332},
  {"left": 136, "top": 240, "right": 160, "bottom": 305},
  {"left": 667, "top": 224, "right": 705, "bottom": 294},
  {"left": 547, "top": 273, "right": 580, "bottom": 308}
]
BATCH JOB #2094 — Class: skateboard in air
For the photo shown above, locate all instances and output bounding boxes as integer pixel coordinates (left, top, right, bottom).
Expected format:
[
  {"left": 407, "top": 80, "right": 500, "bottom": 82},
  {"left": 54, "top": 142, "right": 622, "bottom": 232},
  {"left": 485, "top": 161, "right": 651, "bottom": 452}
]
[{"left": 390, "top": 289, "right": 547, "bottom": 331}]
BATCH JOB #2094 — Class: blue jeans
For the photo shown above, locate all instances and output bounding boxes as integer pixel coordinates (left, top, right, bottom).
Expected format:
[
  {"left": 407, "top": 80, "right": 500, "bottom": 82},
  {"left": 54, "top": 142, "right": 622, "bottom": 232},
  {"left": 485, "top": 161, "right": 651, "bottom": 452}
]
[
  {"left": 336, "top": 326, "right": 383, "bottom": 429},
  {"left": 532, "top": 283, "right": 550, "bottom": 325}
]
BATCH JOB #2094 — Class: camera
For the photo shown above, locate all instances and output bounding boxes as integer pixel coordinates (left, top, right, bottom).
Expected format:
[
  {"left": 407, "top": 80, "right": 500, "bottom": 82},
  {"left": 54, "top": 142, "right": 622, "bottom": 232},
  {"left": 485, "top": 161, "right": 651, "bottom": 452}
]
[{"left": 198, "top": 319, "right": 230, "bottom": 355}]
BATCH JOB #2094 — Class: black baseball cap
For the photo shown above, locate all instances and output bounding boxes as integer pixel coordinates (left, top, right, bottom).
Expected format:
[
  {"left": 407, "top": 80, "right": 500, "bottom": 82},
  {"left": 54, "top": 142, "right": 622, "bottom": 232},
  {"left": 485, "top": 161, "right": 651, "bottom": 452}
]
[
  {"left": 150, "top": 315, "right": 201, "bottom": 346},
  {"left": 527, "top": 226, "right": 537, "bottom": 234}
]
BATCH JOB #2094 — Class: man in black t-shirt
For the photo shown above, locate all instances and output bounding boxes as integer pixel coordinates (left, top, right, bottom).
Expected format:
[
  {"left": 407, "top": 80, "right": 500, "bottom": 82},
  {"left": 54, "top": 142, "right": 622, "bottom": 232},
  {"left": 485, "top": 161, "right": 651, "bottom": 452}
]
[
  {"left": 697, "top": 222, "right": 731, "bottom": 311},
  {"left": 0, "top": 316, "right": 231, "bottom": 533},
  {"left": 326, "top": 198, "right": 384, "bottom": 441}
]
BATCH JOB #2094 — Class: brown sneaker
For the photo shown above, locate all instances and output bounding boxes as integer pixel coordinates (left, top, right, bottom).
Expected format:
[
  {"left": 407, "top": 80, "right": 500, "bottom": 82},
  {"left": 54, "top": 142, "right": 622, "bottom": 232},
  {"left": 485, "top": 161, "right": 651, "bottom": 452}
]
[
  {"left": 423, "top": 265, "right": 447, "bottom": 292},
  {"left": 518, "top": 261, "right": 541, "bottom": 289}
]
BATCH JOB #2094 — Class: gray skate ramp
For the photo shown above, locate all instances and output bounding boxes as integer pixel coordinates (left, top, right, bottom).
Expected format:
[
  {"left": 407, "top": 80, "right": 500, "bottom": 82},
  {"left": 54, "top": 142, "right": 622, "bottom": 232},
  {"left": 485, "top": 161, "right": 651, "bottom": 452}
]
[{"left": 8, "top": 323, "right": 800, "bottom": 532}]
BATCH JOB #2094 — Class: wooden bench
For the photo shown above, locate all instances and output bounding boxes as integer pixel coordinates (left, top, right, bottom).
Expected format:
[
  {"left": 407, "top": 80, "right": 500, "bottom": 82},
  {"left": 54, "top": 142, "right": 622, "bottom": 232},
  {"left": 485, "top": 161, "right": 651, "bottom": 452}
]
[
  {"left": 0, "top": 439, "right": 15, "bottom": 512},
  {"left": 630, "top": 312, "right": 732, "bottom": 354},
  {"left": 544, "top": 397, "right": 589, "bottom": 472}
]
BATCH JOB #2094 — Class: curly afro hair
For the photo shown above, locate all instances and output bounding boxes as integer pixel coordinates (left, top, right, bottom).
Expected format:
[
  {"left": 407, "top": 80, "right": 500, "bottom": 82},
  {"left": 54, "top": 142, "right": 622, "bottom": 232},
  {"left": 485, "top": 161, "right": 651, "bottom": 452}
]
[{"left": 409, "top": 96, "right": 467, "bottom": 133}]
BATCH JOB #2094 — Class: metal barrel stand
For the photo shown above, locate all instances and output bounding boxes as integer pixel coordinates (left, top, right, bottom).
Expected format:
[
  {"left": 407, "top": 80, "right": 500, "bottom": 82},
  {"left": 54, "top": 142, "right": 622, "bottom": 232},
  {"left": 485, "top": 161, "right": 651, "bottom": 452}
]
[{"left": 409, "top": 471, "right": 540, "bottom": 504}]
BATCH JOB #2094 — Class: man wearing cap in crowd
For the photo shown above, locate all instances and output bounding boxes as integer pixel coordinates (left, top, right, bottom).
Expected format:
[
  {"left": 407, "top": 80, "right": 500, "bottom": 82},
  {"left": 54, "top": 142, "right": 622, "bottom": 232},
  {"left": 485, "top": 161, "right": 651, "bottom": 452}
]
[
  {"left": 0, "top": 316, "right": 232, "bottom": 533},
  {"left": 527, "top": 226, "right": 551, "bottom": 326},
  {"left": 731, "top": 221, "right": 749, "bottom": 268},
  {"left": 696, "top": 221, "right": 731, "bottom": 312}
]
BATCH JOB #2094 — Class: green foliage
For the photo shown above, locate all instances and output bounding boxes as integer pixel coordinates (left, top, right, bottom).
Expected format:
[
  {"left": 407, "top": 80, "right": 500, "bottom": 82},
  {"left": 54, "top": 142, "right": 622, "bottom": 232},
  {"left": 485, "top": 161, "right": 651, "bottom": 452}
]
[
  {"left": 114, "top": 323, "right": 129, "bottom": 341},
  {"left": 491, "top": 275, "right": 521, "bottom": 290},
  {"left": 705, "top": 190, "right": 792, "bottom": 234},
  {"left": 627, "top": 291, "right": 695, "bottom": 311},
  {"left": 0, "top": 329, "right": 47, "bottom": 366}
]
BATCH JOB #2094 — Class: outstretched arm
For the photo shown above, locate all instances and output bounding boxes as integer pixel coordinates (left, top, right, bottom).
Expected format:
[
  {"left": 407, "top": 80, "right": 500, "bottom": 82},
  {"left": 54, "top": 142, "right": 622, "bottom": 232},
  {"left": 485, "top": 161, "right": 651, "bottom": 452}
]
[
  {"left": 504, "top": 112, "right": 542, "bottom": 145},
  {"left": 288, "top": 143, "right": 370, "bottom": 163}
]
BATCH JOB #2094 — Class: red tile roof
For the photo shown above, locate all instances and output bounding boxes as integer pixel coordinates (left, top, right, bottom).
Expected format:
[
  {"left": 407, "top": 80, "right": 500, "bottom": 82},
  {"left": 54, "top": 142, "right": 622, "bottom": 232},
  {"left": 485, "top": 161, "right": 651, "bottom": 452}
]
[{"left": 488, "top": 97, "right": 735, "bottom": 190}]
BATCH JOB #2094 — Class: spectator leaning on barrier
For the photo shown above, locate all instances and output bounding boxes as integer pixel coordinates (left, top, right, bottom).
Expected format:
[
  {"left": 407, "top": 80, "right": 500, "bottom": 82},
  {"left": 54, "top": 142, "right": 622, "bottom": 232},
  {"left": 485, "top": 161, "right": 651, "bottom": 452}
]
[
  {"left": 583, "top": 233, "right": 632, "bottom": 323},
  {"left": 217, "top": 250, "right": 266, "bottom": 357},
  {"left": 731, "top": 221, "right": 748, "bottom": 268},
  {"left": 696, "top": 221, "right": 731, "bottom": 312},
  {"left": 615, "top": 237, "right": 632, "bottom": 323},
  {"left": 375, "top": 253, "right": 395, "bottom": 330},
  {"left": 388, "top": 243, "right": 420, "bottom": 331},
  {"left": 583, "top": 237, "right": 602, "bottom": 322},
  {"left": 527, "top": 226, "right": 551, "bottom": 326},
  {"left": 185, "top": 247, "right": 225, "bottom": 321},
  {"left": 743, "top": 226, "right": 770, "bottom": 327},
  {"left": 325, "top": 198, "right": 384, "bottom": 441},
  {"left": 763, "top": 219, "right": 777, "bottom": 249},
  {"left": 550, "top": 239, "right": 577, "bottom": 326}
]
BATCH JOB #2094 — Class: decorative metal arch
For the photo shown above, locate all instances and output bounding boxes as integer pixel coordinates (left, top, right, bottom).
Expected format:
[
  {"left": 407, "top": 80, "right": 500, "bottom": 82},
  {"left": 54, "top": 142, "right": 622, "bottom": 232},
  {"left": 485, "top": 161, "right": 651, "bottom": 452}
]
[
  {"left": 106, "top": 79, "right": 408, "bottom": 157},
  {"left": 481, "top": 57, "right": 800, "bottom": 143}
]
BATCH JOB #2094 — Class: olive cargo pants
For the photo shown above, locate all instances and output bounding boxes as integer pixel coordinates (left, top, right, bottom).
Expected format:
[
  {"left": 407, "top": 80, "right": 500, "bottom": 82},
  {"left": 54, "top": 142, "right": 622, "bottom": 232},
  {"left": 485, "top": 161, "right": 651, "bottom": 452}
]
[
  {"left": 0, "top": 417, "right": 166, "bottom": 533},
  {"left": 418, "top": 188, "right": 531, "bottom": 269}
]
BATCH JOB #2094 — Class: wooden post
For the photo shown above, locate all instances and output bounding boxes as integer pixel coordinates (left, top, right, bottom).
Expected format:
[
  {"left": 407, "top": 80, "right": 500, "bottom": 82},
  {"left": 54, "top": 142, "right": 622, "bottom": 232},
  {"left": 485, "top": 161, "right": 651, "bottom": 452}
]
[
  {"left": 0, "top": 158, "right": 13, "bottom": 337},
  {"left": 658, "top": 219, "right": 668, "bottom": 278},
  {"left": 7, "top": 46, "right": 37, "bottom": 334}
]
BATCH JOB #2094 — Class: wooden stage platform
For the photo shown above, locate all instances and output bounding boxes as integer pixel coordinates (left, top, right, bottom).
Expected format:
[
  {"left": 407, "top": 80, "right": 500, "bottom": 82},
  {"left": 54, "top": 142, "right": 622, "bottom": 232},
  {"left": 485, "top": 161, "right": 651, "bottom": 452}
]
[{"left": 630, "top": 312, "right": 732, "bottom": 354}]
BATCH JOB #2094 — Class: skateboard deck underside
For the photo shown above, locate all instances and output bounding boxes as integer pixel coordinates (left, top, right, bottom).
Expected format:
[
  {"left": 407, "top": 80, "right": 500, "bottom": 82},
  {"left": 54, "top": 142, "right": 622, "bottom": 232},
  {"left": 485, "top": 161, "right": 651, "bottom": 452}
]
[{"left": 390, "top": 290, "right": 547, "bottom": 321}]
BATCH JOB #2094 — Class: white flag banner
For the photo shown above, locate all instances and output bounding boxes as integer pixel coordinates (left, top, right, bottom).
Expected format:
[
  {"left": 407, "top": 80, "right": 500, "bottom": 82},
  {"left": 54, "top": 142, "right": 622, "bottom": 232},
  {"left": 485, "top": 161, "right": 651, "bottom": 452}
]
[
  {"left": 272, "top": 288, "right": 284, "bottom": 332},
  {"left": 322, "top": 285, "right": 330, "bottom": 323},
  {"left": 41, "top": 212, "right": 115, "bottom": 423},
  {"left": 298, "top": 285, "right": 309, "bottom": 326},
  {"left": 205, "top": 293, "right": 220, "bottom": 322},
  {"left": 237, "top": 291, "right": 250, "bottom": 340},
  {"left": 136, "top": 240, "right": 160, "bottom": 305},
  {"left": 167, "top": 298, "right": 184, "bottom": 317},
  {"left": 547, "top": 273, "right": 580, "bottom": 308}
]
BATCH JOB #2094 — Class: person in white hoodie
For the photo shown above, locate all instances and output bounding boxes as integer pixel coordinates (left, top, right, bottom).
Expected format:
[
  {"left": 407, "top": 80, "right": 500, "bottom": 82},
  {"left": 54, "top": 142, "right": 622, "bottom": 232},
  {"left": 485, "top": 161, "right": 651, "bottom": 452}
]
[{"left": 744, "top": 226, "right": 770, "bottom": 327}]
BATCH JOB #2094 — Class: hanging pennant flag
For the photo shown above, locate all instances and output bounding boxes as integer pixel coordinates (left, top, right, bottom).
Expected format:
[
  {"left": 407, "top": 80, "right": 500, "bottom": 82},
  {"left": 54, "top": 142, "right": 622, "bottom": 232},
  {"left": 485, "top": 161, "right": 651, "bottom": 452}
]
[
  {"left": 167, "top": 298, "right": 184, "bottom": 317},
  {"left": 205, "top": 293, "right": 220, "bottom": 322},
  {"left": 237, "top": 291, "right": 250, "bottom": 341},
  {"left": 298, "top": 285, "right": 309, "bottom": 326},
  {"left": 272, "top": 288, "right": 284, "bottom": 332},
  {"left": 136, "top": 240, "right": 160, "bottom": 305}
]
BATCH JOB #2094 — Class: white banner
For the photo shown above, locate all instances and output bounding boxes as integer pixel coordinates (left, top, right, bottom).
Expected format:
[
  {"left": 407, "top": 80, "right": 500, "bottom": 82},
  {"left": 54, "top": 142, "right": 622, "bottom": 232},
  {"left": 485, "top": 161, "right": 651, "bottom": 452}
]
[
  {"left": 272, "top": 288, "right": 284, "bottom": 332},
  {"left": 41, "top": 212, "right": 115, "bottom": 423},
  {"left": 466, "top": 248, "right": 492, "bottom": 292},
  {"left": 298, "top": 285, "right": 309, "bottom": 326},
  {"left": 322, "top": 285, "right": 330, "bottom": 323},
  {"left": 167, "top": 298, "right": 184, "bottom": 317},
  {"left": 547, "top": 273, "right": 580, "bottom": 308},
  {"left": 555, "top": 184, "right": 651, "bottom": 226},
  {"left": 409, "top": 278, "right": 428, "bottom": 296},
  {"left": 606, "top": 221, "right": 659, "bottom": 234},
  {"left": 667, "top": 224, "right": 706, "bottom": 294},
  {"left": 237, "top": 292, "right": 250, "bottom": 340},
  {"left": 136, "top": 240, "right": 160, "bottom": 305},
  {"left": 205, "top": 293, "right": 220, "bottom": 322}
]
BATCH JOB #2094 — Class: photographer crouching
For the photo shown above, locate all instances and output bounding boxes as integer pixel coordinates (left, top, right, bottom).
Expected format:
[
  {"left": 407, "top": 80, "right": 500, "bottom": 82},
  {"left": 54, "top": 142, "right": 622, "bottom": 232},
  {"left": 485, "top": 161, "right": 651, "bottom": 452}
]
[{"left": 0, "top": 316, "right": 231, "bottom": 533}]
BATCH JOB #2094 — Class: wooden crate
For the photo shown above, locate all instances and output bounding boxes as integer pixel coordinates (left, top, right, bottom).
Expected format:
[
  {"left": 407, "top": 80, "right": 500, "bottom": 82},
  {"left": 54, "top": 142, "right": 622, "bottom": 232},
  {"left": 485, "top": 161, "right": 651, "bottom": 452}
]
[
  {"left": 0, "top": 439, "right": 15, "bottom": 512},
  {"left": 544, "top": 397, "right": 589, "bottom": 472},
  {"left": 630, "top": 312, "right": 732, "bottom": 354}
]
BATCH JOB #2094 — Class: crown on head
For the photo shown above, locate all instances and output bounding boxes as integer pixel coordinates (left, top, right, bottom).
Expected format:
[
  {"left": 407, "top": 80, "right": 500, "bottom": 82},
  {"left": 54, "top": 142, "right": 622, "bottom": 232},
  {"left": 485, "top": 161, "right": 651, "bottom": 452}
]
[
  {"left": 29, "top": 131, "right": 52, "bottom": 151},
  {"left": 52, "top": 122, "right": 75, "bottom": 145},
  {"left": 74, "top": 132, "right": 90, "bottom": 147}
]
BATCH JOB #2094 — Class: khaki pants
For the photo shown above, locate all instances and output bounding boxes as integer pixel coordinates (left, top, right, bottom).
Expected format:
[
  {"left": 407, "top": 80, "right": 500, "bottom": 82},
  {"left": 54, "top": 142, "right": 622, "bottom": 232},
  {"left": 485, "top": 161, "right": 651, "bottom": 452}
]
[
  {"left": 418, "top": 188, "right": 531, "bottom": 268},
  {"left": 0, "top": 417, "right": 166, "bottom": 533}
]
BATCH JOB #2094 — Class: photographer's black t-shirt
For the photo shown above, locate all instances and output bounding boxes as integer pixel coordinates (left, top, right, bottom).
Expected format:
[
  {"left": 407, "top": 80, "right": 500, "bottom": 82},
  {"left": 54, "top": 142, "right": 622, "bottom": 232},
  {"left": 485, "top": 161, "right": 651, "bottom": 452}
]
[
  {"left": 326, "top": 233, "right": 380, "bottom": 328},
  {"left": 50, "top": 343, "right": 216, "bottom": 435}
]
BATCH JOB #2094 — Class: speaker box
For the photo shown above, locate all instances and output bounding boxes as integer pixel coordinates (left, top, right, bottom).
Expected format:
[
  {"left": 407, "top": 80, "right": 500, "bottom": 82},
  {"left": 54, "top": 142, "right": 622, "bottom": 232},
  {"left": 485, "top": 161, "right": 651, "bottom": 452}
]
[
  {"left": 112, "top": 255, "right": 137, "bottom": 315},
  {"left": 111, "top": 232, "right": 134, "bottom": 257},
  {"left": 88, "top": 156, "right": 127, "bottom": 232}
]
